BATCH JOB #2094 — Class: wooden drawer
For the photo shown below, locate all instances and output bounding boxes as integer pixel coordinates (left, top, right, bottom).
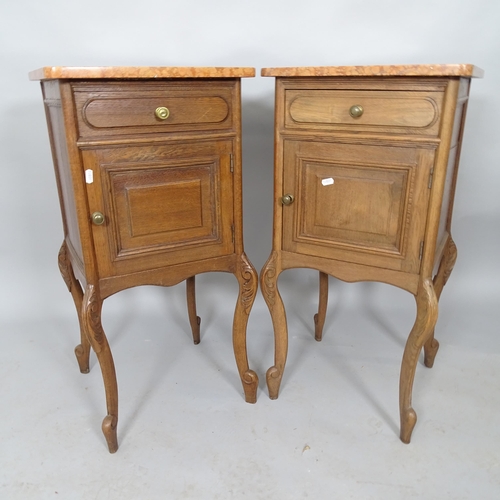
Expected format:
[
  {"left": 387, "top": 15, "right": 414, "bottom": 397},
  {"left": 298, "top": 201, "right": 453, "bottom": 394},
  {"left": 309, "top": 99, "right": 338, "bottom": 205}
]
[
  {"left": 73, "top": 81, "right": 235, "bottom": 140},
  {"left": 285, "top": 89, "right": 444, "bottom": 136}
]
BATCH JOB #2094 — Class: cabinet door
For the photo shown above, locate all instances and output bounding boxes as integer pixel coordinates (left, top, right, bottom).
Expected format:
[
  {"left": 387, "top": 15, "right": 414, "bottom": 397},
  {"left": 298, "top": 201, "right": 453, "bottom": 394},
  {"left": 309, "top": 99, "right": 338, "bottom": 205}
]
[
  {"left": 282, "top": 140, "right": 434, "bottom": 273},
  {"left": 84, "top": 140, "right": 234, "bottom": 277}
]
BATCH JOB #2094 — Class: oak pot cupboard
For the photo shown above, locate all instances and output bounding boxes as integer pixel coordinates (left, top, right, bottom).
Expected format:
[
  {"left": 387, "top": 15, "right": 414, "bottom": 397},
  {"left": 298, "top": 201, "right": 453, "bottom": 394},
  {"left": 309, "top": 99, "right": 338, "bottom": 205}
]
[
  {"left": 30, "top": 66, "right": 258, "bottom": 453},
  {"left": 260, "top": 64, "right": 483, "bottom": 443}
]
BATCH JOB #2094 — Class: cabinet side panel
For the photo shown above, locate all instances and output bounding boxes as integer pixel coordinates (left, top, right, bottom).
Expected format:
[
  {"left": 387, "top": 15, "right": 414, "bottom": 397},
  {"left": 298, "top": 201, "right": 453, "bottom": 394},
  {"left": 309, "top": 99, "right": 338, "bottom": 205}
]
[
  {"left": 230, "top": 78, "right": 245, "bottom": 254},
  {"left": 435, "top": 78, "right": 470, "bottom": 261},
  {"left": 42, "top": 81, "right": 85, "bottom": 272}
]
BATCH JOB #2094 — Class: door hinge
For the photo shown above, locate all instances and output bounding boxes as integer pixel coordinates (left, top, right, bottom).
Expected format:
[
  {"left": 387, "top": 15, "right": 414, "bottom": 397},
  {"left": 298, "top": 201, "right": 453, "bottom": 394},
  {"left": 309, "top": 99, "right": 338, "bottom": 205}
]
[
  {"left": 428, "top": 168, "right": 434, "bottom": 189},
  {"left": 230, "top": 154, "right": 234, "bottom": 173},
  {"left": 419, "top": 241, "right": 424, "bottom": 260}
]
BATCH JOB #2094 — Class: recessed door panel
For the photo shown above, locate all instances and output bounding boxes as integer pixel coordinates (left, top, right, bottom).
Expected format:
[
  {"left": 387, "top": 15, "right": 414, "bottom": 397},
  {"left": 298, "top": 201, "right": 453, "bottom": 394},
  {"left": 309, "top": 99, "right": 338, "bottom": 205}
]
[
  {"left": 302, "top": 161, "right": 408, "bottom": 252},
  {"left": 85, "top": 140, "right": 234, "bottom": 277},
  {"left": 282, "top": 140, "right": 434, "bottom": 273},
  {"left": 126, "top": 180, "right": 203, "bottom": 237},
  {"left": 109, "top": 162, "right": 217, "bottom": 254}
]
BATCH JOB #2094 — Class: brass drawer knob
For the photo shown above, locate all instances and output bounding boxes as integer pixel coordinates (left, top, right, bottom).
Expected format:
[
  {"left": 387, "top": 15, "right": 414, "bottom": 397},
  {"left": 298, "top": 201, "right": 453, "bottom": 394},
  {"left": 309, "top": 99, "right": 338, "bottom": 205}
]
[
  {"left": 281, "top": 194, "right": 294, "bottom": 206},
  {"left": 91, "top": 212, "right": 105, "bottom": 226},
  {"left": 349, "top": 105, "right": 364, "bottom": 118},
  {"left": 155, "top": 106, "right": 170, "bottom": 120}
]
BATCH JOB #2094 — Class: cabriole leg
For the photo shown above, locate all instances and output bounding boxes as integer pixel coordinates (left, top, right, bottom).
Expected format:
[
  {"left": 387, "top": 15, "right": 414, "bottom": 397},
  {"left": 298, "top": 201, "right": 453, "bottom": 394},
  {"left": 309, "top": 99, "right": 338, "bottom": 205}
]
[
  {"left": 424, "top": 237, "right": 457, "bottom": 368},
  {"left": 399, "top": 278, "right": 438, "bottom": 444},
  {"left": 82, "top": 284, "right": 119, "bottom": 453},
  {"left": 186, "top": 276, "right": 201, "bottom": 345},
  {"left": 233, "top": 253, "right": 259, "bottom": 403},
  {"left": 260, "top": 251, "right": 288, "bottom": 400},
  {"left": 58, "top": 241, "right": 91, "bottom": 373},
  {"left": 314, "top": 271, "right": 329, "bottom": 341}
]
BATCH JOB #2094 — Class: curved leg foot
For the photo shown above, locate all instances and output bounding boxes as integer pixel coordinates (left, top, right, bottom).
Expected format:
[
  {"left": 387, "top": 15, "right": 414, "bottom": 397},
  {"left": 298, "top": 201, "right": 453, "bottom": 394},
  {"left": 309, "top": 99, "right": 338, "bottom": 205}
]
[
  {"left": 423, "top": 338, "right": 440, "bottom": 369},
  {"left": 266, "top": 365, "right": 283, "bottom": 400},
  {"left": 260, "top": 251, "right": 288, "bottom": 400},
  {"left": 233, "top": 253, "right": 259, "bottom": 404},
  {"left": 58, "top": 241, "right": 91, "bottom": 373},
  {"left": 314, "top": 272, "right": 329, "bottom": 341},
  {"left": 186, "top": 276, "right": 201, "bottom": 345},
  {"left": 83, "top": 284, "right": 119, "bottom": 453},
  {"left": 241, "top": 369, "right": 259, "bottom": 405},
  {"left": 424, "top": 237, "right": 457, "bottom": 368},
  {"left": 102, "top": 415, "right": 118, "bottom": 454},
  {"left": 399, "top": 278, "right": 438, "bottom": 444},
  {"left": 74, "top": 343, "right": 91, "bottom": 374},
  {"left": 400, "top": 407, "right": 418, "bottom": 444}
]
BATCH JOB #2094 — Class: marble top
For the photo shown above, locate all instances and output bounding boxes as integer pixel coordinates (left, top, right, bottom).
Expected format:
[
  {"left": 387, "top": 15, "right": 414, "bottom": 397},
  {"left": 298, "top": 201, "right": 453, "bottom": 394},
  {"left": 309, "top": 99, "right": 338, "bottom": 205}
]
[
  {"left": 261, "top": 64, "right": 484, "bottom": 78},
  {"left": 29, "top": 66, "right": 256, "bottom": 81}
]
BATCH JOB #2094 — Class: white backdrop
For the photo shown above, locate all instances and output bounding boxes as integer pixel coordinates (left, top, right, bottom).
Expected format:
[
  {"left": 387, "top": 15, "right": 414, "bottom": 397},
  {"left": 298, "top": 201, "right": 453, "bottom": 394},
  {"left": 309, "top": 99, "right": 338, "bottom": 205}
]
[{"left": 1, "top": 0, "right": 499, "bottom": 323}]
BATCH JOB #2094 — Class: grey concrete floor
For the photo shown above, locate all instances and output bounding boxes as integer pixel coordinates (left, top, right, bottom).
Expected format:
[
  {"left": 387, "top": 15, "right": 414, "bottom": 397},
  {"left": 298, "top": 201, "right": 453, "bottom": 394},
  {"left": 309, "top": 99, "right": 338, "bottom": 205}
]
[{"left": 1, "top": 249, "right": 499, "bottom": 499}]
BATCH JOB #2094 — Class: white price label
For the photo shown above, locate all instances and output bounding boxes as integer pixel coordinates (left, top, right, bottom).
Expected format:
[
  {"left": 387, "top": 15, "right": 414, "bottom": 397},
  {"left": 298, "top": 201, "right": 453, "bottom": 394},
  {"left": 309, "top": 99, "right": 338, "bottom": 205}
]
[
  {"left": 85, "top": 169, "right": 94, "bottom": 184},
  {"left": 321, "top": 177, "right": 334, "bottom": 186}
]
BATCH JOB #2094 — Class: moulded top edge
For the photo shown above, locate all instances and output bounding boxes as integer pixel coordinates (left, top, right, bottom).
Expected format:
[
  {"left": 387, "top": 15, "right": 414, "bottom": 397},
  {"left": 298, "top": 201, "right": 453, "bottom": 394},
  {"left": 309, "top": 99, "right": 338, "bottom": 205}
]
[
  {"left": 29, "top": 66, "right": 256, "bottom": 81},
  {"left": 260, "top": 64, "right": 484, "bottom": 78}
]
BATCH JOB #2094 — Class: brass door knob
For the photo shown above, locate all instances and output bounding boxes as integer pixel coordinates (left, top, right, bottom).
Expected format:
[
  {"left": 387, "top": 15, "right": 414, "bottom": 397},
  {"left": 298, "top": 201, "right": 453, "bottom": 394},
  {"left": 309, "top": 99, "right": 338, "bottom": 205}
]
[
  {"left": 155, "top": 106, "right": 170, "bottom": 120},
  {"left": 281, "top": 194, "right": 294, "bottom": 206},
  {"left": 349, "top": 105, "right": 364, "bottom": 118},
  {"left": 91, "top": 212, "right": 105, "bottom": 226}
]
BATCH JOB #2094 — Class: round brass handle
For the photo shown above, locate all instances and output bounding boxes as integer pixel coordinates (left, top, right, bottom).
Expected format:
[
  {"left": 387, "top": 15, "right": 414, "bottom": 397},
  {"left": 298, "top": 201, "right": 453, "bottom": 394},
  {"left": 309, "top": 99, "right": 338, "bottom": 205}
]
[
  {"left": 155, "top": 106, "right": 170, "bottom": 120},
  {"left": 281, "top": 194, "right": 294, "bottom": 206},
  {"left": 91, "top": 212, "right": 105, "bottom": 226},
  {"left": 349, "top": 105, "right": 364, "bottom": 118}
]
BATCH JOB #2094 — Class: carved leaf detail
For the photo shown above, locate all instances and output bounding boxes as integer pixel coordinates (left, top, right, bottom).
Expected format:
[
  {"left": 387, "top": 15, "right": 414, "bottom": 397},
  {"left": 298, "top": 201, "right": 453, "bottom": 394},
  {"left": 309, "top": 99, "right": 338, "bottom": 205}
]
[
  {"left": 443, "top": 238, "right": 457, "bottom": 285},
  {"left": 261, "top": 251, "right": 278, "bottom": 306},
  {"left": 238, "top": 254, "right": 257, "bottom": 315},
  {"left": 58, "top": 242, "right": 73, "bottom": 292},
  {"left": 83, "top": 285, "right": 104, "bottom": 351}
]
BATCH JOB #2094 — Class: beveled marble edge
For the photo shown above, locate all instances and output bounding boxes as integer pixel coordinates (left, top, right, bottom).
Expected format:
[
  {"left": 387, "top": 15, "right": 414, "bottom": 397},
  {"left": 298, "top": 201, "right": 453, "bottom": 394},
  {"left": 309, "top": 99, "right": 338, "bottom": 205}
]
[
  {"left": 261, "top": 64, "right": 484, "bottom": 78},
  {"left": 29, "top": 66, "right": 256, "bottom": 81}
]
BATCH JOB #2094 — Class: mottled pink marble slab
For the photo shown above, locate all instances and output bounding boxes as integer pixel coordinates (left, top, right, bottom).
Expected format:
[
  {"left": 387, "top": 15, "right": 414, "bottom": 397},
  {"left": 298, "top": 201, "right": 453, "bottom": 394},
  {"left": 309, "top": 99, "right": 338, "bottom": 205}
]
[
  {"left": 261, "top": 64, "right": 483, "bottom": 78},
  {"left": 29, "top": 66, "right": 256, "bottom": 81}
]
